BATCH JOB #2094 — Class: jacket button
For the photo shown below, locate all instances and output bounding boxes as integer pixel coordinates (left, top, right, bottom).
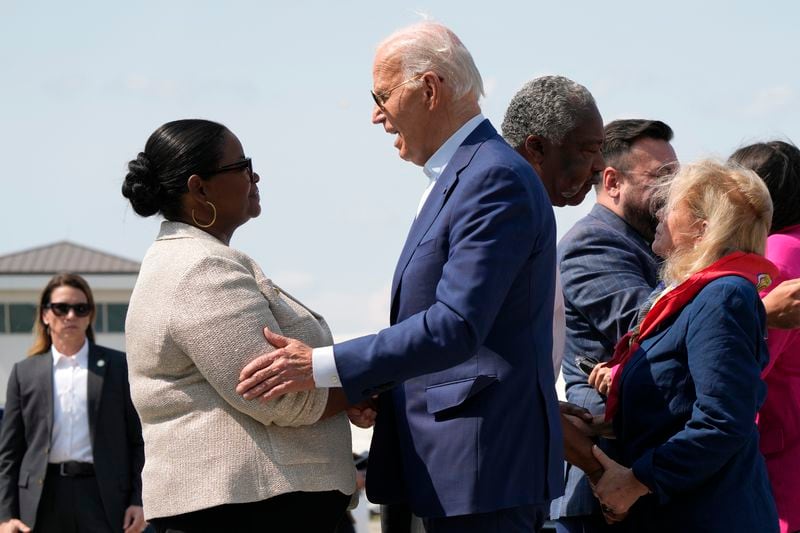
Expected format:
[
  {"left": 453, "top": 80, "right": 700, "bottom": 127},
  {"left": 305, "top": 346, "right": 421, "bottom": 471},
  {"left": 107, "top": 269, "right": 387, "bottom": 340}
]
[{"left": 38, "top": 479, "right": 43, "bottom": 485}]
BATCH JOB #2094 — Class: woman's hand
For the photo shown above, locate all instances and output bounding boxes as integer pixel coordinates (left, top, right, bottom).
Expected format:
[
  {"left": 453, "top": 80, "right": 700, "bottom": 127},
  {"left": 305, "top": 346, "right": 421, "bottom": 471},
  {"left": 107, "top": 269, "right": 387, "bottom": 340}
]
[
  {"left": 0, "top": 519, "right": 31, "bottom": 533},
  {"left": 588, "top": 362, "right": 613, "bottom": 396},
  {"left": 590, "top": 445, "right": 650, "bottom": 516},
  {"left": 122, "top": 505, "right": 146, "bottom": 533}
]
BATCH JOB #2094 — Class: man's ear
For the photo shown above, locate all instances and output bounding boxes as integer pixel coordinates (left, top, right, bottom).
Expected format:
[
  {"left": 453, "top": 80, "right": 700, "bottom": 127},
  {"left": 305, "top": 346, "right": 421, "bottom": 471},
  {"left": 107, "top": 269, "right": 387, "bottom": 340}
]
[
  {"left": 422, "top": 71, "right": 443, "bottom": 110},
  {"left": 522, "top": 135, "right": 547, "bottom": 167},
  {"left": 603, "top": 167, "right": 622, "bottom": 199}
]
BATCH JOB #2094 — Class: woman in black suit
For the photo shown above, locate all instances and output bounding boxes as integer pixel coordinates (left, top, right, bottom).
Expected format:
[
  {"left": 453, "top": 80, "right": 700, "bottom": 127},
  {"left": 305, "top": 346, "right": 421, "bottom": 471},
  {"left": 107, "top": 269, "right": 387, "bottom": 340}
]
[{"left": 0, "top": 273, "right": 145, "bottom": 533}]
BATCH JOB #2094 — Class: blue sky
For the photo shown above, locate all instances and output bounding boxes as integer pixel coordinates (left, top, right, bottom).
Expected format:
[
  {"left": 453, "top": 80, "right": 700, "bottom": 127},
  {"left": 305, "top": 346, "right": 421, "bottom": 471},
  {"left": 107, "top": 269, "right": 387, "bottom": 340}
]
[{"left": 2, "top": 1, "right": 798, "bottom": 337}]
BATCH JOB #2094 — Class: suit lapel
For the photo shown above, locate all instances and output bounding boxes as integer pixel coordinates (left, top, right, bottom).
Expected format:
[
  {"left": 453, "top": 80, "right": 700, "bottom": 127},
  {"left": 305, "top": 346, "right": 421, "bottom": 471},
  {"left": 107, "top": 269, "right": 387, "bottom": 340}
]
[
  {"left": 389, "top": 120, "right": 495, "bottom": 315},
  {"left": 87, "top": 344, "right": 107, "bottom": 447},
  {"left": 34, "top": 353, "right": 55, "bottom": 440},
  {"left": 389, "top": 170, "right": 458, "bottom": 307}
]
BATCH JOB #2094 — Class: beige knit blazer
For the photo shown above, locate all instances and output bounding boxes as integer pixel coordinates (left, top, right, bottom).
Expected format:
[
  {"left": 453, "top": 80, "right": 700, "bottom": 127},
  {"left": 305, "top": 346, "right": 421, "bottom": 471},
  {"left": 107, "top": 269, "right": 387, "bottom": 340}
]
[{"left": 125, "top": 221, "right": 355, "bottom": 519}]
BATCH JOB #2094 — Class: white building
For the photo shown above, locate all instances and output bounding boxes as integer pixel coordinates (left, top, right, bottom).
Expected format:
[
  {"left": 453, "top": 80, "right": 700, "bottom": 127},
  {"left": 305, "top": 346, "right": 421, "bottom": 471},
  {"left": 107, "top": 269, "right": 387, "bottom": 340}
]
[{"left": 0, "top": 241, "right": 139, "bottom": 404}]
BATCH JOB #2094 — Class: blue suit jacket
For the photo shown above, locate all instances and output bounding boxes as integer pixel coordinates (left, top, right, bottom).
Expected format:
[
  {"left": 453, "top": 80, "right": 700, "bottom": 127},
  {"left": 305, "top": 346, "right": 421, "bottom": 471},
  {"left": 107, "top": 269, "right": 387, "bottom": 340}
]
[
  {"left": 616, "top": 276, "right": 778, "bottom": 532},
  {"left": 334, "top": 120, "right": 564, "bottom": 518},
  {"left": 552, "top": 204, "right": 660, "bottom": 518}
]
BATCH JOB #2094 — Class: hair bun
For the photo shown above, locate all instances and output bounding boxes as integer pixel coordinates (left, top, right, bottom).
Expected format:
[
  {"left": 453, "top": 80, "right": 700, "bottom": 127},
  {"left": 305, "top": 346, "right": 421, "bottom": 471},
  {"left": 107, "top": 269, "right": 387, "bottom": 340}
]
[{"left": 122, "top": 152, "right": 162, "bottom": 217}]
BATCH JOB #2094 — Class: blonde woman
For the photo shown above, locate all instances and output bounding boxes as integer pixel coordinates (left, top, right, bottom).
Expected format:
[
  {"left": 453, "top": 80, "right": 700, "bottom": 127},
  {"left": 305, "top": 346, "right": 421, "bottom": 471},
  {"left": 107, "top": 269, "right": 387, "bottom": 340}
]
[{"left": 589, "top": 161, "right": 779, "bottom": 532}]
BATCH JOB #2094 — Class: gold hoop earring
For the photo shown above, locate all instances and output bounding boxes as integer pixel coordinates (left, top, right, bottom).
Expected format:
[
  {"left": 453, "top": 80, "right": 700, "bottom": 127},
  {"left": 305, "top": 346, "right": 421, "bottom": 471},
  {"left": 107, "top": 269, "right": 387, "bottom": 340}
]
[{"left": 191, "top": 201, "right": 217, "bottom": 228}]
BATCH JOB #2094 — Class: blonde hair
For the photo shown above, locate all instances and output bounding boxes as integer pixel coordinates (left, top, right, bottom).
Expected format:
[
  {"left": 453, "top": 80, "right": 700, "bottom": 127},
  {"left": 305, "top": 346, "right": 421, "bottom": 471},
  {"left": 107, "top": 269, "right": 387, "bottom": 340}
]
[{"left": 659, "top": 159, "right": 773, "bottom": 285}]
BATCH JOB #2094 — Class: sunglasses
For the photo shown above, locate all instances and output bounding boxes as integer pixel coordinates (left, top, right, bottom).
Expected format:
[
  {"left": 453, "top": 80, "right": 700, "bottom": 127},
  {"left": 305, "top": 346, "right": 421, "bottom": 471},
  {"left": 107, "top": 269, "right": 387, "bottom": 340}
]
[
  {"left": 211, "top": 157, "right": 256, "bottom": 183},
  {"left": 45, "top": 302, "right": 92, "bottom": 317}
]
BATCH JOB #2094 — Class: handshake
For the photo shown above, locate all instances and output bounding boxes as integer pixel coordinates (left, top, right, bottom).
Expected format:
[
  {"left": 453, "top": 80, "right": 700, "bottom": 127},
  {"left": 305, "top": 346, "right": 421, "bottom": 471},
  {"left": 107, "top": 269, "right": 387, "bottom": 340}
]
[
  {"left": 346, "top": 397, "right": 379, "bottom": 428},
  {"left": 558, "top": 402, "right": 634, "bottom": 524}
]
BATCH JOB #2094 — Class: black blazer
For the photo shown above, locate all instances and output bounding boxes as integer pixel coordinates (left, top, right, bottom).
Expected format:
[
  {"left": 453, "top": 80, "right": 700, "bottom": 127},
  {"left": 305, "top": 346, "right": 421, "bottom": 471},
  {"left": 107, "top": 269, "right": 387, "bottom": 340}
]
[{"left": 0, "top": 343, "right": 144, "bottom": 529}]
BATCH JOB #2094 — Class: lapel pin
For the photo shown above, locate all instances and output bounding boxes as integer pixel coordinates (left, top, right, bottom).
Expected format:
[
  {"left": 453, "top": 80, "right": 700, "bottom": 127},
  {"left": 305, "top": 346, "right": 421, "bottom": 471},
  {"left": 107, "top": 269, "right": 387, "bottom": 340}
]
[{"left": 97, "top": 359, "right": 105, "bottom": 367}]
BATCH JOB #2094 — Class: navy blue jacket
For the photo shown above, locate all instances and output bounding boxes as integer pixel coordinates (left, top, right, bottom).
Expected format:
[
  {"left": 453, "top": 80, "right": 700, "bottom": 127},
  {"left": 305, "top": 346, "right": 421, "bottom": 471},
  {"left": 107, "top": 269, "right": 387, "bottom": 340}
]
[
  {"left": 552, "top": 203, "right": 660, "bottom": 518},
  {"left": 334, "top": 120, "right": 564, "bottom": 518},
  {"left": 616, "top": 276, "right": 778, "bottom": 532}
]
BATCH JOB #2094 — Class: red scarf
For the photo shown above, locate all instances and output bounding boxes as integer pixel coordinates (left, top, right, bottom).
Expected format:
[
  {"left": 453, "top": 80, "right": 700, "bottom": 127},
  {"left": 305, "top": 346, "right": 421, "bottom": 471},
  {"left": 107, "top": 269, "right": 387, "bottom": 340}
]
[{"left": 604, "top": 251, "right": 778, "bottom": 421}]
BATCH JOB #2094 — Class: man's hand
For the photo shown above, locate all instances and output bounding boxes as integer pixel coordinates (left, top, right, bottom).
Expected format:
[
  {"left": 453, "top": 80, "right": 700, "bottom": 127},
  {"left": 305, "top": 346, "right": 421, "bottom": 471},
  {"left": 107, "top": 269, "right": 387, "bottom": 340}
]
[
  {"left": 764, "top": 278, "right": 800, "bottom": 329},
  {"left": 591, "top": 445, "right": 649, "bottom": 518},
  {"left": 0, "top": 519, "right": 31, "bottom": 533},
  {"left": 588, "top": 363, "right": 613, "bottom": 396},
  {"left": 559, "top": 402, "right": 614, "bottom": 438},
  {"left": 347, "top": 398, "right": 378, "bottom": 428},
  {"left": 559, "top": 401, "right": 594, "bottom": 422},
  {"left": 560, "top": 409, "right": 602, "bottom": 485},
  {"left": 122, "top": 505, "right": 146, "bottom": 533},
  {"left": 236, "top": 328, "right": 315, "bottom": 403},
  {"left": 589, "top": 415, "right": 616, "bottom": 439}
]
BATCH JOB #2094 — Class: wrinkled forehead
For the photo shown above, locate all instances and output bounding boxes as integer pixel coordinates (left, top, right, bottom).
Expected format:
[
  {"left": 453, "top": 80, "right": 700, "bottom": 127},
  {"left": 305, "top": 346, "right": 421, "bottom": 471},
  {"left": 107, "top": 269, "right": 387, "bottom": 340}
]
[{"left": 373, "top": 45, "right": 403, "bottom": 79}]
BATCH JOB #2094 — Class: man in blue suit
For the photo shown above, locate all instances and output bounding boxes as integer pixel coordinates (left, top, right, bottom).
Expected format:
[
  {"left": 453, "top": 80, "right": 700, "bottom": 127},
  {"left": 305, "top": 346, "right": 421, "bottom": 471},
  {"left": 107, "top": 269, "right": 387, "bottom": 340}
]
[{"left": 237, "top": 21, "right": 564, "bottom": 532}]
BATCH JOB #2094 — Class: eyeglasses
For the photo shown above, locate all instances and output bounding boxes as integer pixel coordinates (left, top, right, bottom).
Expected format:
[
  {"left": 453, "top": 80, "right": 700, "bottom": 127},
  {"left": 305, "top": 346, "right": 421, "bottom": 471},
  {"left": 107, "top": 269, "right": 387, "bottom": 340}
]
[
  {"left": 371, "top": 74, "right": 423, "bottom": 109},
  {"left": 619, "top": 165, "right": 678, "bottom": 181},
  {"left": 211, "top": 157, "right": 256, "bottom": 183},
  {"left": 46, "top": 302, "right": 92, "bottom": 317}
]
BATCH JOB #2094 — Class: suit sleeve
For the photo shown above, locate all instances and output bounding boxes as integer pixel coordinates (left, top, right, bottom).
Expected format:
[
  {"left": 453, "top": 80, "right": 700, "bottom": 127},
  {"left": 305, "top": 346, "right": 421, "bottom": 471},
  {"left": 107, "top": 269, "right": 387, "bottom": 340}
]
[
  {"left": 0, "top": 364, "right": 24, "bottom": 522},
  {"left": 631, "top": 281, "right": 765, "bottom": 502},
  {"left": 119, "top": 357, "right": 144, "bottom": 507},
  {"left": 169, "top": 256, "right": 329, "bottom": 427},
  {"left": 335, "top": 164, "right": 546, "bottom": 402},
  {"left": 559, "top": 227, "right": 654, "bottom": 349}
]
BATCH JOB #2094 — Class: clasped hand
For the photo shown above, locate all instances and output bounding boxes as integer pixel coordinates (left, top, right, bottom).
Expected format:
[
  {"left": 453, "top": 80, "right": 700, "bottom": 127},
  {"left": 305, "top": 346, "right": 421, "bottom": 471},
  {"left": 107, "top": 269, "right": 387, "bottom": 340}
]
[
  {"left": 236, "top": 327, "right": 316, "bottom": 402},
  {"left": 590, "top": 445, "right": 650, "bottom": 519},
  {"left": 236, "top": 327, "right": 378, "bottom": 428}
]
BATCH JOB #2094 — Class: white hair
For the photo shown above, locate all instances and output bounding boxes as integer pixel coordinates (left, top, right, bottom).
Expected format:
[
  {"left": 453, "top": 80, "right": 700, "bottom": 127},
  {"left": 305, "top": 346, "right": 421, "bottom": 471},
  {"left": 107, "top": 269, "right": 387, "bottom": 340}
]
[{"left": 377, "top": 21, "right": 484, "bottom": 101}]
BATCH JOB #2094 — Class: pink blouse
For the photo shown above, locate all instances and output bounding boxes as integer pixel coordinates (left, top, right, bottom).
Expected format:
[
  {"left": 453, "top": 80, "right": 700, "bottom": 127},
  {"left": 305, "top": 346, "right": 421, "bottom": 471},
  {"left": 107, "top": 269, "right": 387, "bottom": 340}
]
[{"left": 758, "top": 223, "right": 800, "bottom": 533}]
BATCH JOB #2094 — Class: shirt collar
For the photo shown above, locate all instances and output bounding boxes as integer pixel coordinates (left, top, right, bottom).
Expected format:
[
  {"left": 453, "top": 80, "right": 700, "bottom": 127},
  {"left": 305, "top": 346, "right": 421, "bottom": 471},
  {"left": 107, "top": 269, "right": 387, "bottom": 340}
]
[
  {"left": 423, "top": 113, "right": 485, "bottom": 182},
  {"left": 52, "top": 339, "right": 89, "bottom": 367}
]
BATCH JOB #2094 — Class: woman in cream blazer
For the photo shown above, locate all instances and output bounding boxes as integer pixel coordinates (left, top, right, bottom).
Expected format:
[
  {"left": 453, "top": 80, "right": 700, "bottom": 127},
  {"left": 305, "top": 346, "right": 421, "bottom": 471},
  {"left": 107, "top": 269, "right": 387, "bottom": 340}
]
[{"left": 122, "top": 119, "right": 355, "bottom": 532}]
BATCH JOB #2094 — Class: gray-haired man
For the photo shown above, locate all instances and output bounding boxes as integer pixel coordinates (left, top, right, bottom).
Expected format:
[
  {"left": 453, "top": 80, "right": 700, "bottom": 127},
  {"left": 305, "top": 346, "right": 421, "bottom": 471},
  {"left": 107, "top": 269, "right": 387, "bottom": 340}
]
[
  {"left": 502, "top": 77, "right": 623, "bottom": 532},
  {"left": 502, "top": 75, "right": 605, "bottom": 209},
  {"left": 501, "top": 75, "right": 605, "bottom": 378}
]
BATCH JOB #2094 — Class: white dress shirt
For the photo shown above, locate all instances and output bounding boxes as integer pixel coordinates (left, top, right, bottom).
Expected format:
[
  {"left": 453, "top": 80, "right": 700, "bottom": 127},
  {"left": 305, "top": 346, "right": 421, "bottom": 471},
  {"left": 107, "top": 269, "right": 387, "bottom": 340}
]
[
  {"left": 49, "top": 339, "right": 94, "bottom": 463},
  {"left": 311, "top": 114, "right": 487, "bottom": 388}
]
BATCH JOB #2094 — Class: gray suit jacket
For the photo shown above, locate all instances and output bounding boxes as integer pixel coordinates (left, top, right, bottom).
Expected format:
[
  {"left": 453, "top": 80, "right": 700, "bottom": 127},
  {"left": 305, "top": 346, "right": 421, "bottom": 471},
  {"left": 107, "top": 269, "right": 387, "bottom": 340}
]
[
  {"left": 551, "top": 203, "right": 659, "bottom": 518},
  {"left": 0, "top": 344, "right": 144, "bottom": 529},
  {"left": 125, "top": 221, "right": 355, "bottom": 519}
]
